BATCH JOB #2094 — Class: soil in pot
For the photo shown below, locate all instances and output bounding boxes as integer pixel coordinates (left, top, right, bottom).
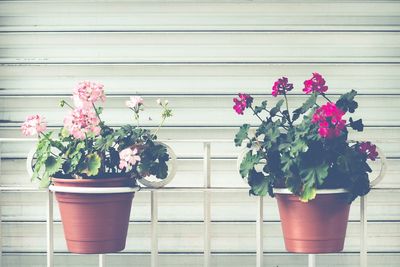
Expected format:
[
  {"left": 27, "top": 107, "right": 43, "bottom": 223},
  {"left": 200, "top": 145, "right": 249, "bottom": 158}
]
[
  {"left": 275, "top": 192, "right": 351, "bottom": 254},
  {"left": 52, "top": 177, "right": 135, "bottom": 254}
]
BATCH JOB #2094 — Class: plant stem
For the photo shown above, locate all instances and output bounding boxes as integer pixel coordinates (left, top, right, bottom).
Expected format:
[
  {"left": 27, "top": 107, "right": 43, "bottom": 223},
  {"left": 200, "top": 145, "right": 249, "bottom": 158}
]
[
  {"left": 61, "top": 100, "right": 74, "bottom": 110},
  {"left": 283, "top": 94, "right": 293, "bottom": 127},
  {"left": 153, "top": 115, "right": 166, "bottom": 137},
  {"left": 92, "top": 103, "right": 103, "bottom": 124},
  {"left": 321, "top": 93, "right": 333, "bottom": 103},
  {"left": 250, "top": 107, "right": 264, "bottom": 122}
]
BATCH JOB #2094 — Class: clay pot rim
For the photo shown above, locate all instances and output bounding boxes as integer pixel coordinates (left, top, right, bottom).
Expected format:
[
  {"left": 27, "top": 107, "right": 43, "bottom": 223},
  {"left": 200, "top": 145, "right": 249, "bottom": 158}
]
[
  {"left": 51, "top": 177, "right": 130, "bottom": 184},
  {"left": 273, "top": 188, "right": 348, "bottom": 195}
]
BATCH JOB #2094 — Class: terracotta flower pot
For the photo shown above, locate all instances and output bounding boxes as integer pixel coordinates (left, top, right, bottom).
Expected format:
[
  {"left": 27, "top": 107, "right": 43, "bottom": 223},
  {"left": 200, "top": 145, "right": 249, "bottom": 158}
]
[
  {"left": 275, "top": 190, "right": 351, "bottom": 253},
  {"left": 52, "top": 177, "right": 135, "bottom": 254}
]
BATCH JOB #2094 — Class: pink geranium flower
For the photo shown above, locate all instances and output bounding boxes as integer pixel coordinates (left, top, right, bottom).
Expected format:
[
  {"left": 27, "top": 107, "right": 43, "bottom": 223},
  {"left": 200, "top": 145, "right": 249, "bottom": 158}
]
[
  {"left": 21, "top": 115, "right": 47, "bottom": 136},
  {"left": 119, "top": 147, "right": 141, "bottom": 170},
  {"left": 73, "top": 81, "right": 105, "bottom": 108},
  {"left": 126, "top": 96, "right": 144, "bottom": 109},
  {"left": 63, "top": 108, "right": 101, "bottom": 139},
  {"left": 233, "top": 93, "right": 253, "bottom": 115},
  {"left": 312, "top": 102, "right": 346, "bottom": 139},
  {"left": 359, "top": 141, "right": 378, "bottom": 161},
  {"left": 303, "top": 72, "right": 328, "bottom": 94},
  {"left": 272, "top": 77, "right": 293, "bottom": 97}
]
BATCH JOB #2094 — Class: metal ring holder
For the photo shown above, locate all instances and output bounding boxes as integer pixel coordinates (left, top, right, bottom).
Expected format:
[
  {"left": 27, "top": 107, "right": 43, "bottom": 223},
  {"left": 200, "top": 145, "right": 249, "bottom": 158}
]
[{"left": 137, "top": 141, "right": 177, "bottom": 188}]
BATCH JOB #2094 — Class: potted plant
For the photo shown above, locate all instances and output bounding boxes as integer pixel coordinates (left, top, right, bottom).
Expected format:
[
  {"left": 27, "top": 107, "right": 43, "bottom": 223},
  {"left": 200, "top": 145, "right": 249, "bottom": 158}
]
[
  {"left": 21, "top": 81, "right": 173, "bottom": 254},
  {"left": 233, "top": 73, "right": 384, "bottom": 253}
]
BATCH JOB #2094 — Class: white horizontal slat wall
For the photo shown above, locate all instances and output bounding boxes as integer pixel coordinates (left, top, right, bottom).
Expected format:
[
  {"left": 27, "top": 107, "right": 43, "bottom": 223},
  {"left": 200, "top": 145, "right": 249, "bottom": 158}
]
[{"left": 1, "top": 1, "right": 400, "bottom": 266}]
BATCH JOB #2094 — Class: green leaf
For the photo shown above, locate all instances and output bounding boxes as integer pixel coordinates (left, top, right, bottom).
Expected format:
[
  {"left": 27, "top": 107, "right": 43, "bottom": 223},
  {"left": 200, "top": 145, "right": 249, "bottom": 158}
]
[
  {"left": 270, "top": 99, "right": 284, "bottom": 117},
  {"left": 289, "top": 139, "right": 308, "bottom": 157},
  {"left": 261, "top": 122, "right": 281, "bottom": 149},
  {"left": 44, "top": 156, "right": 63, "bottom": 176},
  {"left": 281, "top": 155, "right": 295, "bottom": 173},
  {"left": 95, "top": 134, "right": 115, "bottom": 152},
  {"left": 248, "top": 170, "right": 270, "bottom": 196},
  {"left": 155, "top": 161, "right": 168, "bottom": 179},
  {"left": 60, "top": 127, "right": 70, "bottom": 138},
  {"left": 286, "top": 175, "right": 302, "bottom": 196},
  {"left": 300, "top": 163, "right": 329, "bottom": 187},
  {"left": 234, "top": 124, "right": 251, "bottom": 147},
  {"left": 81, "top": 153, "right": 102, "bottom": 176},
  {"left": 32, "top": 139, "right": 52, "bottom": 182},
  {"left": 39, "top": 172, "right": 51, "bottom": 188},
  {"left": 292, "top": 93, "right": 317, "bottom": 121},
  {"left": 336, "top": 89, "right": 358, "bottom": 113},
  {"left": 239, "top": 151, "right": 262, "bottom": 178},
  {"left": 299, "top": 187, "right": 317, "bottom": 202},
  {"left": 349, "top": 118, "right": 364, "bottom": 132},
  {"left": 254, "top": 100, "right": 268, "bottom": 115}
]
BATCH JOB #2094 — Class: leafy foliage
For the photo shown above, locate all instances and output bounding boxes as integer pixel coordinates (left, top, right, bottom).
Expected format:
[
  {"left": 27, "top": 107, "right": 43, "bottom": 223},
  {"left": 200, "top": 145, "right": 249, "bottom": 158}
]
[
  {"left": 234, "top": 124, "right": 251, "bottom": 147},
  {"left": 27, "top": 96, "right": 172, "bottom": 187},
  {"left": 235, "top": 85, "right": 374, "bottom": 203}
]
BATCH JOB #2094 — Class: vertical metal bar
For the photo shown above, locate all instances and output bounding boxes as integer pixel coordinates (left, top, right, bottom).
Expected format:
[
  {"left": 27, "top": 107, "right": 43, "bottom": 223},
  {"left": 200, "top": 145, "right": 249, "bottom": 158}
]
[
  {"left": 308, "top": 254, "right": 316, "bottom": 267},
  {"left": 360, "top": 196, "right": 367, "bottom": 267},
  {"left": 99, "top": 254, "right": 105, "bottom": 267},
  {"left": 47, "top": 190, "right": 54, "bottom": 267},
  {"left": 0, "top": 145, "right": 3, "bottom": 267},
  {"left": 256, "top": 196, "right": 263, "bottom": 267},
  {"left": 151, "top": 191, "right": 158, "bottom": 267},
  {"left": 203, "top": 142, "right": 211, "bottom": 267}
]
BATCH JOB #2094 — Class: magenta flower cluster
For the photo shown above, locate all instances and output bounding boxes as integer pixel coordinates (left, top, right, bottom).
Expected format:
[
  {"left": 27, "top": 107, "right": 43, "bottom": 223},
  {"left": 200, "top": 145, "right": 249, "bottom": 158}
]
[
  {"left": 233, "top": 93, "right": 253, "bottom": 115},
  {"left": 303, "top": 72, "right": 328, "bottom": 94},
  {"left": 272, "top": 77, "right": 293, "bottom": 97},
  {"left": 359, "top": 141, "right": 378, "bottom": 161},
  {"left": 312, "top": 102, "right": 346, "bottom": 139}
]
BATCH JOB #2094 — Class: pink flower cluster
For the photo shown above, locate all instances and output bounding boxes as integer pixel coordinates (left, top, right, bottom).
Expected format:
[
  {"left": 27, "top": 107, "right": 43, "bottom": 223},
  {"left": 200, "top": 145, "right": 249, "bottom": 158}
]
[
  {"left": 233, "top": 93, "right": 253, "bottom": 115},
  {"left": 62, "top": 81, "right": 106, "bottom": 139},
  {"left": 63, "top": 108, "right": 101, "bottom": 139},
  {"left": 303, "top": 72, "right": 328, "bottom": 94},
  {"left": 73, "top": 81, "right": 105, "bottom": 108},
  {"left": 126, "top": 96, "right": 144, "bottom": 109},
  {"left": 21, "top": 115, "right": 47, "bottom": 136},
  {"left": 359, "top": 142, "right": 378, "bottom": 161},
  {"left": 272, "top": 77, "right": 293, "bottom": 97},
  {"left": 119, "top": 147, "right": 141, "bottom": 170},
  {"left": 312, "top": 102, "right": 346, "bottom": 139}
]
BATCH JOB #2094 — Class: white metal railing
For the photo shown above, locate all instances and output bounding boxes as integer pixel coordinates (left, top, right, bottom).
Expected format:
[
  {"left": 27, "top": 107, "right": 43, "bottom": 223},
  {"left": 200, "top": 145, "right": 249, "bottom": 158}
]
[{"left": 0, "top": 138, "right": 387, "bottom": 267}]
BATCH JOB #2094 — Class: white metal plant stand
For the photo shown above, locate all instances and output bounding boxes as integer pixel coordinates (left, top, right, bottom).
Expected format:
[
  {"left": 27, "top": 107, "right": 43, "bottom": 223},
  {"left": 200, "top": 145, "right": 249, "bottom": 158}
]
[{"left": 0, "top": 138, "right": 387, "bottom": 267}]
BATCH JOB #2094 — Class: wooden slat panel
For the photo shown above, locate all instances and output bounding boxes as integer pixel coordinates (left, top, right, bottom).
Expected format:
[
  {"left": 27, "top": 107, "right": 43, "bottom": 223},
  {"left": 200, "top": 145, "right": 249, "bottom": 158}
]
[
  {"left": 0, "top": 157, "right": 398, "bottom": 189},
  {"left": 1, "top": 189, "right": 399, "bottom": 222},
  {"left": 2, "top": 253, "right": 400, "bottom": 267},
  {"left": 1, "top": 32, "right": 399, "bottom": 63},
  {"left": 1, "top": 64, "right": 400, "bottom": 95},
  {"left": 1, "top": 1, "right": 400, "bottom": 31},
  {"left": 1, "top": 127, "right": 399, "bottom": 158},
  {"left": 1, "top": 95, "right": 399, "bottom": 126},
  {"left": 2, "top": 221, "right": 399, "bottom": 253}
]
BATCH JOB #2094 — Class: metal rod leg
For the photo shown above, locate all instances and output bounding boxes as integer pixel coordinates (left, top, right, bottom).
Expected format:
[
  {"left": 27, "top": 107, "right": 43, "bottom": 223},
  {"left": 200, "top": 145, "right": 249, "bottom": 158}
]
[
  {"left": 360, "top": 196, "right": 367, "bottom": 267},
  {"left": 47, "top": 191, "right": 54, "bottom": 267},
  {"left": 308, "top": 254, "right": 316, "bottom": 267},
  {"left": 99, "top": 254, "right": 105, "bottom": 267},
  {"left": 256, "top": 196, "right": 263, "bottom": 267},
  {"left": 151, "top": 191, "right": 158, "bottom": 267},
  {"left": 203, "top": 143, "right": 211, "bottom": 267}
]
